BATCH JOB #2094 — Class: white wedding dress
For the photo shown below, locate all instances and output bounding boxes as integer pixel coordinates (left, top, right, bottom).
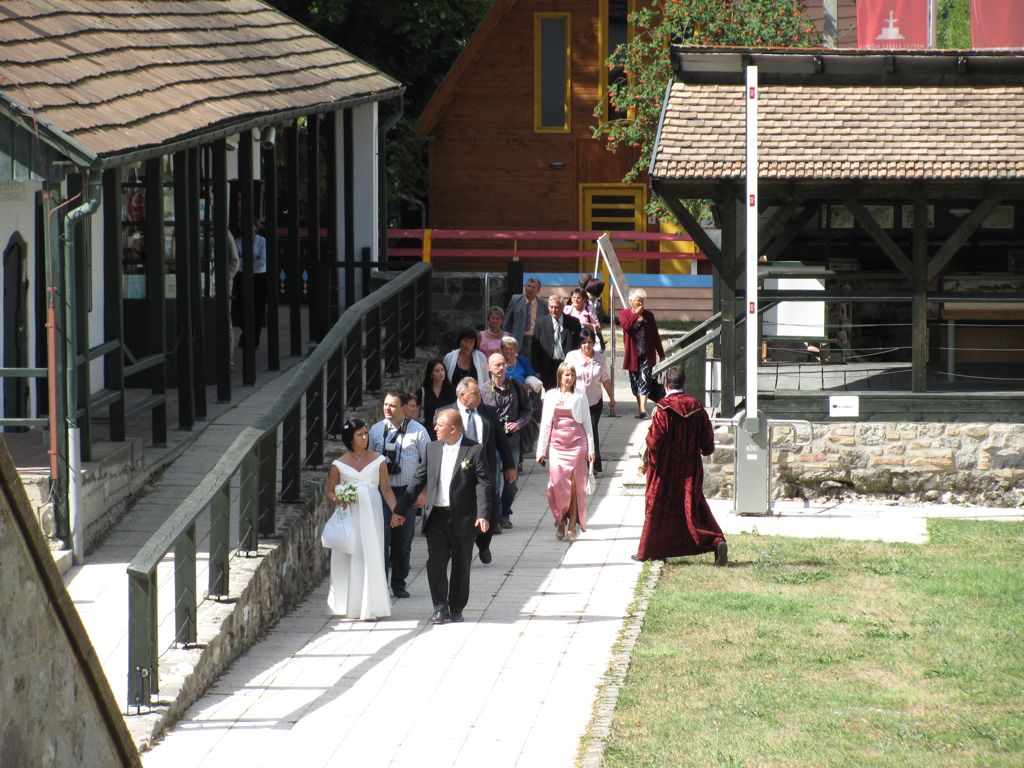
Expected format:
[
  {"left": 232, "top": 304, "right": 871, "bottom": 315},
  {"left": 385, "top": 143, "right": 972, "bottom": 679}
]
[{"left": 326, "top": 456, "right": 392, "bottom": 620}]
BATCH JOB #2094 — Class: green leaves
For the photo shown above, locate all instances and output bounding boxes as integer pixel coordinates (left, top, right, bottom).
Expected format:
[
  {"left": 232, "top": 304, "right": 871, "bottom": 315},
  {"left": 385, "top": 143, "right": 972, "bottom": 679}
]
[{"left": 592, "top": 0, "right": 820, "bottom": 223}]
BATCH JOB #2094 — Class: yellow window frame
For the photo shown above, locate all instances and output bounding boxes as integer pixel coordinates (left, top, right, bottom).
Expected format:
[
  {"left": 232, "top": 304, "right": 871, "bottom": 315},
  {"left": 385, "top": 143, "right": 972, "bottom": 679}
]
[
  {"left": 599, "top": 0, "right": 636, "bottom": 124},
  {"left": 534, "top": 12, "right": 571, "bottom": 133}
]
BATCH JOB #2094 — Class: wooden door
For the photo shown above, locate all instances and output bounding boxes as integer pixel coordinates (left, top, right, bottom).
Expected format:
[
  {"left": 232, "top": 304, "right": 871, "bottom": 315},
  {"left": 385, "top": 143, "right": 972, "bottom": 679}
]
[{"left": 579, "top": 183, "right": 646, "bottom": 274}]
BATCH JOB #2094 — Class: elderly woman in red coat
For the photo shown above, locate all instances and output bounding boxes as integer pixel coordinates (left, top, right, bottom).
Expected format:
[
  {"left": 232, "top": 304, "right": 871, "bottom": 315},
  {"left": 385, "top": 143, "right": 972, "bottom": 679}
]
[{"left": 618, "top": 288, "right": 665, "bottom": 418}]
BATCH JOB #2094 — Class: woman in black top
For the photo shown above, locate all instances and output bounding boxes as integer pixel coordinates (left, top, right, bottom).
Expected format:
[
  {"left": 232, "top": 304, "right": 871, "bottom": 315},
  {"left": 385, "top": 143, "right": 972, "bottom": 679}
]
[{"left": 418, "top": 358, "right": 456, "bottom": 437}]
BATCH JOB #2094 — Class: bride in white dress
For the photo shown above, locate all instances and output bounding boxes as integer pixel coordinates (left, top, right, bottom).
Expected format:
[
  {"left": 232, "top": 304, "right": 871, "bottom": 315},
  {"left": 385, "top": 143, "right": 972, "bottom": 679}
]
[{"left": 324, "top": 419, "right": 400, "bottom": 620}]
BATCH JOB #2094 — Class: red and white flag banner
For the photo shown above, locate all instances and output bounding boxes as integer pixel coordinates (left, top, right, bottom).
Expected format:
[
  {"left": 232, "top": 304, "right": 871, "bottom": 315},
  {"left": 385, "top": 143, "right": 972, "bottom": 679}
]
[
  {"left": 971, "top": 0, "right": 1024, "bottom": 49},
  {"left": 857, "top": 0, "right": 931, "bottom": 49}
]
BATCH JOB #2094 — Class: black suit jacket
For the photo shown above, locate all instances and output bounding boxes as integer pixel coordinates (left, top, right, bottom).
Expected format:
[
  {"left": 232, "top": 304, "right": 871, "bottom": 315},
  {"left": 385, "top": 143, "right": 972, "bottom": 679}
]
[
  {"left": 533, "top": 312, "right": 582, "bottom": 361},
  {"left": 454, "top": 402, "right": 514, "bottom": 524},
  {"left": 395, "top": 437, "right": 492, "bottom": 537}
]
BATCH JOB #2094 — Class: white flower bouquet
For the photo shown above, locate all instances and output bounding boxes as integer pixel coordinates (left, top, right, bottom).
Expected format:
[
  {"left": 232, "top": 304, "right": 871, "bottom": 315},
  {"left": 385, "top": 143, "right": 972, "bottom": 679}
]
[{"left": 334, "top": 482, "right": 358, "bottom": 506}]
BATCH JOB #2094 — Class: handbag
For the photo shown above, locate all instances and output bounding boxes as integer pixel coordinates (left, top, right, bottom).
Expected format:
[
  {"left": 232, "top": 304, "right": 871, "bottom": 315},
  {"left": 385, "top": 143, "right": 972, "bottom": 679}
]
[
  {"left": 585, "top": 466, "right": 597, "bottom": 495},
  {"left": 321, "top": 506, "right": 356, "bottom": 553}
]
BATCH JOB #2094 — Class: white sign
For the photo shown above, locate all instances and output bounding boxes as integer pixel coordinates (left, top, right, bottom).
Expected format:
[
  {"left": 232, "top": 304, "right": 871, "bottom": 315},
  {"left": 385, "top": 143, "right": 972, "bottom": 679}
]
[
  {"left": 829, "top": 395, "right": 860, "bottom": 418},
  {"left": 594, "top": 233, "right": 630, "bottom": 312},
  {"left": 0, "top": 180, "right": 25, "bottom": 201}
]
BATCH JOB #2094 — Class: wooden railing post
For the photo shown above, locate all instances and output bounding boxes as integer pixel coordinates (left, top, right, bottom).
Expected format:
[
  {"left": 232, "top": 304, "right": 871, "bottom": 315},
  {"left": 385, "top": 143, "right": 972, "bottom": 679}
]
[
  {"left": 281, "top": 403, "right": 301, "bottom": 502},
  {"left": 325, "top": 348, "right": 343, "bottom": 438},
  {"left": 174, "top": 521, "right": 197, "bottom": 646},
  {"left": 305, "top": 370, "right": 324, "bottom": 468},
  {"left": 127, "top": 570, "right": 157, "bottom": 709},
  {"left": 365, "top": 305, "right": 382, "bottom": 393},
  {"left": 258, "top": 431, "right": 277, "bottom": 537},
  {"left": 239, "top": 450, "right": 259, "bottom": 553},
  {"left": 208, "top": 485, "right": 230, "bottom": 598}
]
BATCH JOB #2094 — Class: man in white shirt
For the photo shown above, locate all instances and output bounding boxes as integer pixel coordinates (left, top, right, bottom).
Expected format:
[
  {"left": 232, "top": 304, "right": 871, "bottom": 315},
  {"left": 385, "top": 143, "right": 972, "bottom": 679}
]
[
  {"left": 369, "top": 391, "right": 429, "bottom": 598},
  {"left": 393, "top": 408, "right": 492, "bottom": 624}
]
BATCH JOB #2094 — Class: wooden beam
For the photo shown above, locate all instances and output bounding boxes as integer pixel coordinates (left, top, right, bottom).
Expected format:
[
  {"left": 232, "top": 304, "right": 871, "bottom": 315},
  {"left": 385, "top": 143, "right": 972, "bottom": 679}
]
[
  {"left": 173, "top": 151, "right": 194, "bottom": 429},
  {"left": 762, "top": 204, "right": 819, "bottom": 261},
  {"left": 102, "top": 168, "right": 125, "bottom": 442},
  {"left": 912, "top": 191, "right": 929, "bottom": 392},
  {"left": 842, "top": 196, "right": 913, "bottom": 276},
  {"left": 718, "top": 195, "right": 738, "bottom": 418},
  {"left": 927, "top": 196, "right": 1002, "bottom": 280},
  {"left": 655, "top": 188, "right": 723, "bottom": 272},
  {"left": 212, "top": 139, "right": 231, "bottom": 403}
]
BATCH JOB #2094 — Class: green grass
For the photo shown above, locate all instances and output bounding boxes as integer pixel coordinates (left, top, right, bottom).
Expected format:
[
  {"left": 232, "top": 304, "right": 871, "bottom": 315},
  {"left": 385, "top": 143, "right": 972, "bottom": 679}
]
[{"left": 597, "top": 519, "right": 1024, "bottom": 768}]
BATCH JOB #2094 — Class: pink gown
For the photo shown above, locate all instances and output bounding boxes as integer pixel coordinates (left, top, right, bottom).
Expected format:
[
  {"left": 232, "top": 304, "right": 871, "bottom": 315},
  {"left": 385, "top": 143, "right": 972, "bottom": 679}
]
[{"left": 546, "top": 405, "right": 589, "bottom": 527}]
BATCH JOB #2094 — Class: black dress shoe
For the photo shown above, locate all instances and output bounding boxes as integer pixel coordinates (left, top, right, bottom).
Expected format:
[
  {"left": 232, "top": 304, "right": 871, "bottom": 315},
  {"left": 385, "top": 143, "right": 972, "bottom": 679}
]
[
  {"left": 479, "top": 547, "right": 492, "bottom": 564},
  {"left": 393, "top": 587, "right": 410, "bottom": 598},
  {"left": 630, "top": 554, "right": 642, "bottom": 562},
  {"left": 714, "top": 540, "right": 728, "bottom": 567},
  {"left": 500, "top": 516, "right": 513, "bottom": 529},
  {"left": 449, "top": 612, "right": 464, "bottom": 623},
  {"left": 431, "top": 608, "right": 449, "bottom": 625}
]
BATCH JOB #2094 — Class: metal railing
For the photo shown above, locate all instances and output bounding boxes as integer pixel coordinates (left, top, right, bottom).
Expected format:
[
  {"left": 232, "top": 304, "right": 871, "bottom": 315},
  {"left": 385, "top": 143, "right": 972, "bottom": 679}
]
[{"left": 124, "top": 263, "right": 431, "bottom": 710}]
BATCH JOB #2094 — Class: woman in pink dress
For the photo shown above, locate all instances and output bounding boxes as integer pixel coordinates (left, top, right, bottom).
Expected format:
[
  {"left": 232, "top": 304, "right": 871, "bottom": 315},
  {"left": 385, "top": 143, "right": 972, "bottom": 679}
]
[{"left": 536, "top": 362, "right": 595, "bottom": 542}]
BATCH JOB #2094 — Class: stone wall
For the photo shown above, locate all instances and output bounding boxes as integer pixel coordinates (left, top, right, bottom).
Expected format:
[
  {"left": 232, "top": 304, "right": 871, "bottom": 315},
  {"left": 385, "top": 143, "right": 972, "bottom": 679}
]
[
  {"left": 430, "top": 272, "right": 509, "bottom": 350},
  {"left": 0, "top": 443, "right": 140, "bottom": 767},
  {"left": 703, "top": 421, "right": 1024, "bottom": 507}
]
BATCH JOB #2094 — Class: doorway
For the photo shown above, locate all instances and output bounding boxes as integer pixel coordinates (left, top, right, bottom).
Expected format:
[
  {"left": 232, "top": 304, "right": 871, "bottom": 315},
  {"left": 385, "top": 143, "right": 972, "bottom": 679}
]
[{"left": 3, "top": 232, "right": 29, "bottom": 430}]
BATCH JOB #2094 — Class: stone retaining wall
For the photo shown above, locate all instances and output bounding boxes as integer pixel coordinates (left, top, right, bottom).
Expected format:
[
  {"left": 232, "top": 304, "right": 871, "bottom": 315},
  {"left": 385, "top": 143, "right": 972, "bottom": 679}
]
[{"left": 703, "top": 421, "right": 1024, "bottom": 507}]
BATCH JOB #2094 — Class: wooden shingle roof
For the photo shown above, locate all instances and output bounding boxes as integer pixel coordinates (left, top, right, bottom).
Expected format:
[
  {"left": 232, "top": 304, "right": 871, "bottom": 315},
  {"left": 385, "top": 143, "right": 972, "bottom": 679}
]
[
  {"left": 0, "top": 0, "right": 402, "bottom": 166},
  {"left": 652, "top": 81, "right": 1024, "bottom": 182}
]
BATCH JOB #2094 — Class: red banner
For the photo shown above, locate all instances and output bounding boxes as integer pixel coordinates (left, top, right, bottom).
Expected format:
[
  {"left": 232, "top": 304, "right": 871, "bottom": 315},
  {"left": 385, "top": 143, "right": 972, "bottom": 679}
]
[
  {"left": 971, "top": 0, "right": 1024, "bottom": 49},
  {"left": 857, "top": 0, "right": 931, "bottom": 49}
]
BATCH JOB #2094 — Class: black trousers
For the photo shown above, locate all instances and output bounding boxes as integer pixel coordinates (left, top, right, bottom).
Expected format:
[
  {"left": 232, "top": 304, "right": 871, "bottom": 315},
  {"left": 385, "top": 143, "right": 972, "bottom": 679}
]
[
  {"left": 590, "top": 400, "right": 604, "bottom": 472},
  {"left": 424, "top": 506, "right": 476, "bottom": 615}
]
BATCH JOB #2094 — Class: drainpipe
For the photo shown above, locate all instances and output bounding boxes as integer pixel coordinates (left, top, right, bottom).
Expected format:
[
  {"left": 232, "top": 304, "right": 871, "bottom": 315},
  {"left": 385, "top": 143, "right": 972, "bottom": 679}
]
[
  {"left": 63, "top": 169, "right": 102, "bottom": 564},
  {"left": 377, "top": 92, "right": 404, "bottom": 268}
]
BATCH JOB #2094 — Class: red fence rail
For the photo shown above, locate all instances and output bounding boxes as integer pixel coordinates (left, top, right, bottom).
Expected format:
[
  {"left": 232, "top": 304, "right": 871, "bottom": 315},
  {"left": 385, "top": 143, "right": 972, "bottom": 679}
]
[{"left": 386, "top": 228, "right": 707, "bottom": 264}]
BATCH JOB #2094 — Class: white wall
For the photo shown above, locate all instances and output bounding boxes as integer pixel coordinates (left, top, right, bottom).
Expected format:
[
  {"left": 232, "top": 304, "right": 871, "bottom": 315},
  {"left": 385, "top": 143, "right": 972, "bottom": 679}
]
[
  {"left": 0, "top": 181, "right": 42, "bottom": 420},
  {"left": 336, "top": 102, "right": 380, "bottom": 303}
]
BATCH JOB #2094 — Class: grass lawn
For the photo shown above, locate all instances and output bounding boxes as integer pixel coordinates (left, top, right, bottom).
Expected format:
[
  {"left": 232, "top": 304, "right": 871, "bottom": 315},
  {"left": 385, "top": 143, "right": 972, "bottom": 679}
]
[{"left": 596, "top": 519, "right": 1024, "bottom": 768}]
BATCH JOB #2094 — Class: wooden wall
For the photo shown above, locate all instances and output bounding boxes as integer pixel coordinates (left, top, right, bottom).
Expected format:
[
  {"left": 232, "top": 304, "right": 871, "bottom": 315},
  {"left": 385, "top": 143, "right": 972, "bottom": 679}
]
[{"left": 426, "top": 0, "right": 637, "bottom": 235}]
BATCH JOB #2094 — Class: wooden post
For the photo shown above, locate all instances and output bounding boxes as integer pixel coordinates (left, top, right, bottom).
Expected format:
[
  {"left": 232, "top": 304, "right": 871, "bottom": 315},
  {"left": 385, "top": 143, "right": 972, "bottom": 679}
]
[{"left": 912, "top": 191, "right": 929, "bottom": 392}]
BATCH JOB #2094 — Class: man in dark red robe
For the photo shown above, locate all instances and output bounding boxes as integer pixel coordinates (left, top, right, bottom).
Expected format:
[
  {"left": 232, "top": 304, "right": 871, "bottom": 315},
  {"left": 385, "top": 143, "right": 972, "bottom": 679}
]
[{"left": 634, "top": 366, "right": 727, "bottom": 565}]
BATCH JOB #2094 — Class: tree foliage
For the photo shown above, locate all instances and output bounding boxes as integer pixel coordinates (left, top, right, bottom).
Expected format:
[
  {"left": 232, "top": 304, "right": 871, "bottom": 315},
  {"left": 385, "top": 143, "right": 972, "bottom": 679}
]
[
  {"left": 267, "top": 0, "right": 490, "bottom": 221},
  {"left": 592, "top": 0, "right": 820, "bottom": 221},
  {"left": 936, "top": 0, "right": 971, "bottom": 49}
]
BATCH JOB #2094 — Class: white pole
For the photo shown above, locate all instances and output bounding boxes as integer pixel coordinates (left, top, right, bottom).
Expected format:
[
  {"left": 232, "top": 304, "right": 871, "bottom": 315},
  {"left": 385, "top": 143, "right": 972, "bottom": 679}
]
[{"left": 745, "top": 65, "right": 759, "bottom": 421}]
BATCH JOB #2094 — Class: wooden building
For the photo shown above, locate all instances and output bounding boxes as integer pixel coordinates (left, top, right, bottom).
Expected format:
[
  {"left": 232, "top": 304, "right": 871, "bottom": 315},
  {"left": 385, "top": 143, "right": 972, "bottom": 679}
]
[
  {"left": 650, "top": 46, "right": 1024, "bottom": 421},
  {"left": 420, "top": 1, "right": 854, "bottom": 277},
  {"left": 0, "top": 0, "right": 402, "bottom": 546}
]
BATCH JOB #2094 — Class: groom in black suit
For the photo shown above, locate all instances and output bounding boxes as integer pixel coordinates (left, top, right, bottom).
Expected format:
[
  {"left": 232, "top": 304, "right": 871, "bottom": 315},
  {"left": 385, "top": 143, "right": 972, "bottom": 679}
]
[{"left": 394, "top": 408, "right": 492, "bottom": 624}]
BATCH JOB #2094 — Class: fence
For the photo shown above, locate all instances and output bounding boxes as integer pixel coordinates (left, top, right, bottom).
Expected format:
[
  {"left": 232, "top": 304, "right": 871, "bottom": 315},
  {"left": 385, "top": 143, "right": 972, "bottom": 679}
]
[{"left": 124, "top": 263, "right": 431, "bottom": 709}]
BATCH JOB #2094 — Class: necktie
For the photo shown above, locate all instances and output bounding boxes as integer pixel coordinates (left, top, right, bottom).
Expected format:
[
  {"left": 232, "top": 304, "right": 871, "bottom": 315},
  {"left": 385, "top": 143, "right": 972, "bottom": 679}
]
[
  {"left": 466, "top": 409, "right": 478, "bottom": 441},
  {"left": 553, "top": 318, "right": 564, "bottom": 359}
]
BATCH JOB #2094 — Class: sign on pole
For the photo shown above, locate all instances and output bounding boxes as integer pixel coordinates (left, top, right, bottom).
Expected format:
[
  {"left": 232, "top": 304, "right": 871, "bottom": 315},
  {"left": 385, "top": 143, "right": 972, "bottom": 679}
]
[{"left": 594, "top": 233, "right": 631, "bottom": 396}]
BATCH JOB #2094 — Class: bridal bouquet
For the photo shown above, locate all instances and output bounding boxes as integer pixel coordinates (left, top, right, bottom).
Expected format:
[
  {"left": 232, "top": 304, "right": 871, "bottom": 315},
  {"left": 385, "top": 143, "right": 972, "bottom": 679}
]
[{"left": 334, "top": 482, "right": 358, "bottom": 506}]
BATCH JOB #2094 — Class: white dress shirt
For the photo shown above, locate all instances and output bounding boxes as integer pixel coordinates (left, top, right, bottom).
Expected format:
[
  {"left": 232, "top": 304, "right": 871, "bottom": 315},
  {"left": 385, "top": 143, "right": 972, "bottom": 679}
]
[
  {"left": 458, "top": 404, "right": 483, "bottom": 443},
  {"left": 436, "top": 438, "right": 462, "bottom": 507}
]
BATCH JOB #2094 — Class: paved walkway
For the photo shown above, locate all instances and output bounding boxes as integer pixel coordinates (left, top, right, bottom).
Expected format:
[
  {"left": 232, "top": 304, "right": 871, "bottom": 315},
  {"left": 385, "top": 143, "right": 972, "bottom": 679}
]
[
  {"left": 58, "top": 343, "right": 1021, "bottom": 767},
  {"left": 139, "top": 376, "right": 1022, "bottom": 767}
]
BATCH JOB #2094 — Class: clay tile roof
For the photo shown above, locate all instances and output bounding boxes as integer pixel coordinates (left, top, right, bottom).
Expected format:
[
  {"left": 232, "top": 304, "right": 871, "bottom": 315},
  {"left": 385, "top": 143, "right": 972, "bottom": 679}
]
[
  {"left": 0, "top": 0, "right": 402, "bottom": 163},
  {"left": 652, "top": 81, "right": 1024, "bottom": 182}
]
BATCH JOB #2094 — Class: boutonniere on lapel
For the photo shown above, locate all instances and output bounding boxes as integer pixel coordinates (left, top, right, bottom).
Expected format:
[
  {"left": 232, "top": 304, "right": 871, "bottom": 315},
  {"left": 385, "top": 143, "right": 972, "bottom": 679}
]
[{"left": 460, "top": 457, "right": 474, "bottom": 471}]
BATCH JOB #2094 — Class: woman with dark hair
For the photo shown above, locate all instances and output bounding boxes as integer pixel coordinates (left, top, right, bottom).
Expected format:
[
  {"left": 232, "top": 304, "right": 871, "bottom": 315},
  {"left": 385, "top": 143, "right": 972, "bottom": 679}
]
[
  {"left": 442, "top": 327, "right": 489, "bottom": 389},
  {"left": 323, "top": 418, "right": 399, "bottom": 620},
  {"left": 418, "top": 358, "right": 456, "bottom": 436},
  {"left": 565, "top": 328, "right": 615, "bottom": 473}
]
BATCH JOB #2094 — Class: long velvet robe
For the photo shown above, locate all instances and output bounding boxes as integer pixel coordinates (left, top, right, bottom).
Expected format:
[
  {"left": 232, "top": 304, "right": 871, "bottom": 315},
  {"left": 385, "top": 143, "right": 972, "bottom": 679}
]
[{"left": 637, "top": 392, "right": 724, "bottom": 560}]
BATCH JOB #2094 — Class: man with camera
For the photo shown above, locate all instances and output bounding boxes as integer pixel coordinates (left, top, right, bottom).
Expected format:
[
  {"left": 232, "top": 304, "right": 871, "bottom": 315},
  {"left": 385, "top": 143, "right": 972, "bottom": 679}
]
[{"left": 369, "top": 391, "right": 430, "bottom": 598}]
